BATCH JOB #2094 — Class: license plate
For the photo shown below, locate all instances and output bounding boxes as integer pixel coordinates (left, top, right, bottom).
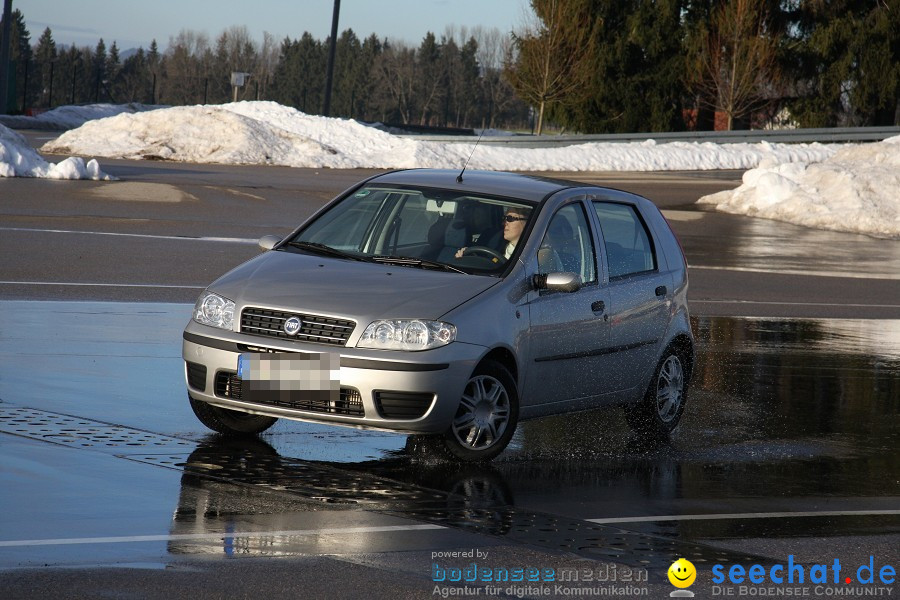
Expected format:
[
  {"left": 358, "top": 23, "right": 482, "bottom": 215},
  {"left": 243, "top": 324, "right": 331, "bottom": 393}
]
[{"left": 237, "top": 352, "right": 340, "bottom": 403}]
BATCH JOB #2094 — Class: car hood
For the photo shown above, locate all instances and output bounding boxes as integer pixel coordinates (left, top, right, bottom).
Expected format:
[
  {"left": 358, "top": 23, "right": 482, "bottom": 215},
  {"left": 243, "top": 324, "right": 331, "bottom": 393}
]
[{"left": 208, "top": 250, "right": 499, "bottom": 321}]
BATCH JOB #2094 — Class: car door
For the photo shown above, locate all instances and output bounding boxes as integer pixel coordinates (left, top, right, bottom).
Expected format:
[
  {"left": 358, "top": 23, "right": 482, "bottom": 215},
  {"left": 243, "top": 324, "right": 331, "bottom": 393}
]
[
  {"left": 522, "top": 201, "right": 616, "bottom": 407},
  {"left": 591, "top": 200, "right": 673, "bottom": 393}
]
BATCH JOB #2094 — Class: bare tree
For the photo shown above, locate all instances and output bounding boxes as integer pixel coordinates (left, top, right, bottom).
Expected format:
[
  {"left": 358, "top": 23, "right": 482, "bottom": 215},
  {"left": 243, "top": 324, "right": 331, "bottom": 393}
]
[
  {"left": 472, "top": 26, "right": 518, "bottom": 129},
  {"left": 375, "top": 41, "right": 417, "bottom": 123},
  {"left": 504, "top": 0, "right": 594, "bottom": 135},
  {"left": 162, "top": 29, "right": 210, "bottom": 104},
  {"left": 689, "top": 0, "right": 782, "bottom": 130}
]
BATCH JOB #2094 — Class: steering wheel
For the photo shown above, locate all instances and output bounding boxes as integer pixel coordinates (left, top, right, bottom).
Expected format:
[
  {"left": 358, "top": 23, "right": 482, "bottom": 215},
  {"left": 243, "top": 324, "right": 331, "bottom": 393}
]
[{"left": 462, "top": 246, "right": 505, "bottom": 261}]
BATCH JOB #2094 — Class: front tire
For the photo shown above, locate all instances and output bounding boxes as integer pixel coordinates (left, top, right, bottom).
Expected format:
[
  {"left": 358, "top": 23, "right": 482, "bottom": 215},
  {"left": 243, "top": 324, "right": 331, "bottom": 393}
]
[
  {"left": 189, "top": 395, "right": 277, "bottom": 436},
  {"left": 441, "top": 360, "right": 519, "bottom": 462},
  {"left": 625, "top": 346, "right": 689, "bottom": 436}
]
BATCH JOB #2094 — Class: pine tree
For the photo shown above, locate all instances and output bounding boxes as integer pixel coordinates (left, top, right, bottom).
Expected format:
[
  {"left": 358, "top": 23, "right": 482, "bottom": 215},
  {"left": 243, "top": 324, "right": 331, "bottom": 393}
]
[
  {"left": 92, "top": 38, "right": 107, "bottom": 102},
  {"left": 106, "top": 41, "right": 121, "bottom": 102},
  {"left": 8, "top": 9, "right": 33, "bottom": 110},
  {"left": 787, "top": 0, "right": 899, "bottom": 127},
  {"left": 34, "top": 27, "right": 57, "bottom": 107}
]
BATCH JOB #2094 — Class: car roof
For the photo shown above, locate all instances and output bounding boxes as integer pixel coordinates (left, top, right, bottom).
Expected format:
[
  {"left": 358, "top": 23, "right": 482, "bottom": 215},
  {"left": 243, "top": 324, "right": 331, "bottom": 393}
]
[{"left": 368, "top": 169, "right": 584, "bottom": 203}]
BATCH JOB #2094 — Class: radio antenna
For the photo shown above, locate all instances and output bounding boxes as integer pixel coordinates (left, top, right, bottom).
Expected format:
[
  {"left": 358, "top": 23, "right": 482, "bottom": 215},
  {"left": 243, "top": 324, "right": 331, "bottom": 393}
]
[{"left": 457, "top": 128, "right": 487, "bottom": 183}]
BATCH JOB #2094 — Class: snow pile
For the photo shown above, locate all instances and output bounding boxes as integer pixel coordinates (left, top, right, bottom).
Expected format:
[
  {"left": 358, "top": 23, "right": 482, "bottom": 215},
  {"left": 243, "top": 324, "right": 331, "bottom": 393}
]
[
  {"left": 0, "top": 123, "right": 113, "bottom": 180},
  {"left": 0, "top": 103, "right": 163, "bottom": 130},
  {"left": 43, "top": 101, "right": 838, "bottom": 172},
  {"left": 699, "top": 136, "right": 900, "bottom": 239}
]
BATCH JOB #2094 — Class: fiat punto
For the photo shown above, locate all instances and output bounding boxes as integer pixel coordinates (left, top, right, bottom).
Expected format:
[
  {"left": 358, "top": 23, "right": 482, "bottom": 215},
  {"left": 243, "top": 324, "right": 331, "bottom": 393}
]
[{"left": 183, "top": 169, "right": 694, "bottom": 460}]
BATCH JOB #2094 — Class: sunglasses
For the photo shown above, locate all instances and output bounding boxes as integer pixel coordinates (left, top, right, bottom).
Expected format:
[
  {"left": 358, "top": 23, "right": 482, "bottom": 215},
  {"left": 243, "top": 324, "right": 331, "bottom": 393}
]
[{"left": 503, "top": 215, "right": 528, "bottom": 223}]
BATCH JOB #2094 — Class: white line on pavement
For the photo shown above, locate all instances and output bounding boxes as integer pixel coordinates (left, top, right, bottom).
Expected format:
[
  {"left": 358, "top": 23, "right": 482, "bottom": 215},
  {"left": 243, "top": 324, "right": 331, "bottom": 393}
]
[
  {"left": 0, "top": 281, "right": 203, "bottom": 289},
  {"left": 690, "top": 264, "right": 900, "bottom": 281},
  {"left": 693, "top": 299, "right": 900, "bottom": 309},
  {"left": 0, "top": 226, "right": 257, "bottom": 244},
  {"left": 0, "top": 524, "right": 446, "bottom": 548},
  {"left": 588, "top": 509, "right": 900, "bottom": 525}
]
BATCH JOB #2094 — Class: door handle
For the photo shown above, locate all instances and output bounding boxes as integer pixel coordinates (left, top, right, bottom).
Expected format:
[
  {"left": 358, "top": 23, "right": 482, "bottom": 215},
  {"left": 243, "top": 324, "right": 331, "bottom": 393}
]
[
  {"left": 655, "top": 286, "right": 667, "bottom": 297},
  {"left": 591, "top": 300, "right": 605, "bottom": 313}
]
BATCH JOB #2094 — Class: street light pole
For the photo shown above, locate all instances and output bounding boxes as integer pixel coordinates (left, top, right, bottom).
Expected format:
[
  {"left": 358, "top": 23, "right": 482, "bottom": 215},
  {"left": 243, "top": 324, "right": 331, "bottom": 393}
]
[
  {"left": 0, "top": 0, "right": 13, "bottom": 115},
  {"left": 322, "top": 0, "right": 340, "bottom": 117}
]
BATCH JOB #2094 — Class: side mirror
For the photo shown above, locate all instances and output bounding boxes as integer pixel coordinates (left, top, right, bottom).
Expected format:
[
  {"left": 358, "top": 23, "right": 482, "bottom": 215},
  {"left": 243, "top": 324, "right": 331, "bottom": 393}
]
[
  {"left": 532, "top": 272, "right": 582, "bottom": 293},
  {"left": 258, "top": 235, "right": 281, "bottom": 251}
]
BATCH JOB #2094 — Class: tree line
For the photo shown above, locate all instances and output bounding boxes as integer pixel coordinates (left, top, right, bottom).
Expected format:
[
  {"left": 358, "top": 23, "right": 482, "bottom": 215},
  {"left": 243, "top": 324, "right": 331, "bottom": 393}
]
[
  {"left": 3, "top": 1, "right": 899, "bottom": 133},
  {"left": 509, "top": 0, "right": 900, "bottom": 133},
  {"left": 1, "top": 9, "right": 529, "bottom": 130}
]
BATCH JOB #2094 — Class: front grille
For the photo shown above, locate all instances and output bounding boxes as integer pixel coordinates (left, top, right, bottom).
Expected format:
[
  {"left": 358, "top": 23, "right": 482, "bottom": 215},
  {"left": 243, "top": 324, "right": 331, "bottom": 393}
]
[
  {"left": 214, "top": 372, "right": 364, "bottom": 417},
  {"left": 186, "top": 362, "right": 207, "bottom": 392},
  {"left": 240, "top": 307, "right": 355, "bottom": 346},
  {"left": 374, "top": 391, "right": 434, "bottom": 420}
]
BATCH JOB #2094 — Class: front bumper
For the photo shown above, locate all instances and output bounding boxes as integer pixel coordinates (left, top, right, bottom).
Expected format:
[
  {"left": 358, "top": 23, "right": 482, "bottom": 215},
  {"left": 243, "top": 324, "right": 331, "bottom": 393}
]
[{"left": 181, "top": 321, "right": 486, "bottom": 434}]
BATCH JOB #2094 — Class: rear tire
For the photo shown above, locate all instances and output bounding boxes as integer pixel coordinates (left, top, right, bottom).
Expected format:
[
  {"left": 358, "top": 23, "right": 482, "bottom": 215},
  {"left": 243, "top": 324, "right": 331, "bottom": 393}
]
[
  {"left": 189, "top": 395, "right": 277, "bottom": 436},
  {"left": 625, "top": 346, "right": 689, "bottom": 436},
  {"left": 441, "top": 360, "right": 519, "bottom": 462}
]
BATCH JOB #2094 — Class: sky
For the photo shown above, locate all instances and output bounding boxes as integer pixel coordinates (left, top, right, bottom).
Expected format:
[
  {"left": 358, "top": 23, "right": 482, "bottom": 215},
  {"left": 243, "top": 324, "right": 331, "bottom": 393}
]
[
  {"left": 17, "top": 0, "right": 530, "bottom": 51},
  {"left": 3, "top": 101, "right": 899, "bottom": 242}
]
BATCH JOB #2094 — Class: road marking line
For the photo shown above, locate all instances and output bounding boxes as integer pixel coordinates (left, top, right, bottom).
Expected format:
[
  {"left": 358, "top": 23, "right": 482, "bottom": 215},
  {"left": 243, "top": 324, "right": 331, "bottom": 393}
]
[
  {"left": 0, "top": 524, "right": 445, "bottom": 548},
  {"left": 0, "top": 226, "right": 257, "bottom": 244},
  {"left": 690, "top": 265, "right": 900, "bottom": 281},
  {"left": 692, "top": 299, "right": 900, "bottom": 309},
  {"left": 0, "top": 281, "right": 203, "bottom": 289},
  {"left": 588, "top": 509, "right": 900, "bottom": 525}
]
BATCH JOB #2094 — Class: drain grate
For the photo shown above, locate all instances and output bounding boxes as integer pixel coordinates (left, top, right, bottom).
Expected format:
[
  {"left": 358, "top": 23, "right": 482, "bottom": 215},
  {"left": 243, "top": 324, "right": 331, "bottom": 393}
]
[{"left": 0, "top": 407, "right": 195, "bottom": 451}]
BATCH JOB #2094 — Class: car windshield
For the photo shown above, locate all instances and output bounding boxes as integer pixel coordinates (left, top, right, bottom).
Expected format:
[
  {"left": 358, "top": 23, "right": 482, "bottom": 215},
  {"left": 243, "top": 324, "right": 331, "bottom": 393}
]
[{"left": 286, "top": 185, "right": 535, "bottom": 276}]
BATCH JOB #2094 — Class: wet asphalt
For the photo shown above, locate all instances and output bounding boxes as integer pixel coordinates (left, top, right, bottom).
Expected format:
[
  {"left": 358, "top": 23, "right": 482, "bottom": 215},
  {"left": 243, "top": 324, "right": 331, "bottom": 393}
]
[{"left": 0, "top": 147, "right": 898, "bottom": 598}]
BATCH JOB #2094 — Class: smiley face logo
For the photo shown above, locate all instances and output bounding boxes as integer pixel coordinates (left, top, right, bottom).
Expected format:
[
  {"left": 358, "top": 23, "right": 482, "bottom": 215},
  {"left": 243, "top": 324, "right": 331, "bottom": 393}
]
[{"left": 668, "top": 558, "right": 697, "bottom": 588}]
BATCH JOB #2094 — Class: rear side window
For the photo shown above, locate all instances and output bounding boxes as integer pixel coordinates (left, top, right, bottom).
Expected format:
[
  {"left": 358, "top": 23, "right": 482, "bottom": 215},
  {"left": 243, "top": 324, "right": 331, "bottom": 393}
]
[{"left": 592, "top": 202, "right": 657, "bottom": 278}]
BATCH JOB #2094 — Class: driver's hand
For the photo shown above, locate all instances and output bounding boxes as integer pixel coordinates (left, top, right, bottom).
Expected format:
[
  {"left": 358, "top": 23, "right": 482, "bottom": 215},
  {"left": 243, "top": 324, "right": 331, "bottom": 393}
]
[{"left": 454, "top": 247, "right": 467, "bottom": 258}]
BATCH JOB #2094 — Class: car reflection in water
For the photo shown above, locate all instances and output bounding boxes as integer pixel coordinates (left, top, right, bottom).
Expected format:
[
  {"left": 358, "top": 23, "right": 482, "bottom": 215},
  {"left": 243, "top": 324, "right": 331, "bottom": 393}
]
[{"left": 168, "top": 316, "right": 900, "bottom": 560}]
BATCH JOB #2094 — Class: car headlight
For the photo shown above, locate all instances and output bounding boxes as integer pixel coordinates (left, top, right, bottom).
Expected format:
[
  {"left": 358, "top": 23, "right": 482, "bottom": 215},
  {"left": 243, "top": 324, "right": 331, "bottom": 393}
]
[
  {"left": 357, "top": 319, "right": 456, "bottom": 351},
  {"left": 193, "top": 291, "right": 235, "bottom": 331}
]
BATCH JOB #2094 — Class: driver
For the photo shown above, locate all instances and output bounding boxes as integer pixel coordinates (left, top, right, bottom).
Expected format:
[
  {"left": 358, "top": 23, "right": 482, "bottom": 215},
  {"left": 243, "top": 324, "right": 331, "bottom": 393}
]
[{"left": 455, "top": 207, "right": 531, "bottom": 261}]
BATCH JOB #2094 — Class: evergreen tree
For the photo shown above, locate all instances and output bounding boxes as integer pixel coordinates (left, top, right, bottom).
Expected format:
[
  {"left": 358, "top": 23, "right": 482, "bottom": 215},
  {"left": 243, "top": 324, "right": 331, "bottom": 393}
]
[
  {"left": 787, "top": 0, "right": 899, "bottom": 127},
  {"left": 8, "top": 9, "right": 33, "bottom": 110},
  {"left": 106, "top": 41, "right": 121, "bottom": 102},
  {"left": 147, "top": 39, "right": 160, "bottom": 103},
  {"left": 92, "top": 38, "right": 107, "bottom": 102},
  {"left": 416, "top": 32, "right": 444, "bottom": 125},
  {"left": 271, "top": 32, "right": 325, "bottom": 113},
  {"left": 120, "top": 47, "right": 151, "bottom": 103},
  {"left": 333, "top": 29, "right": 362, "bottom": 118},
  {"left": 359, "top": 34, "right": 384, "bottom": 121},
  {"left": 34, "top": 27, "right": 57, "bottom": 107},
  {"left": 548, "top": 0, "right": 689, "bottom": 134}
]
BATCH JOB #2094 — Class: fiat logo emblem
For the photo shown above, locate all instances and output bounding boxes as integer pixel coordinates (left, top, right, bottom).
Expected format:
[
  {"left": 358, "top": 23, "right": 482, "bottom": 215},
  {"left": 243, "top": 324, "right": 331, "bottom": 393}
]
[{"left": 283, "top": 316, "right": 302, "bottom": 336}]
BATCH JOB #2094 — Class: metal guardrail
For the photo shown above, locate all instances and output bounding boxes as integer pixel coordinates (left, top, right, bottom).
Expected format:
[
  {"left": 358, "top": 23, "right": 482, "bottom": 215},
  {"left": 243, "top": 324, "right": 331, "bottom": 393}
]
[{"left": 403, "top": 126, "right": 900, "bottom": 147}]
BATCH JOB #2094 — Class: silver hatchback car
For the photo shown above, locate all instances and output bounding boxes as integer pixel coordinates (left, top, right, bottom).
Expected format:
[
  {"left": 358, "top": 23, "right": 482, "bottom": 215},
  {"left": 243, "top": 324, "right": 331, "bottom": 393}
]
[{"left": 183, "top": 169, "right": 694, "bottom": 460}]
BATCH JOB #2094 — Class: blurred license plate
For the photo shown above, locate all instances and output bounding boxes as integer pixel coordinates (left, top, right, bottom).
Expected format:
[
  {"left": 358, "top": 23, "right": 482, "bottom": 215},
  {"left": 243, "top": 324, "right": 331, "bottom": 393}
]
[{"left": 237, "top": 352, "right": 339, "bottom": 403}]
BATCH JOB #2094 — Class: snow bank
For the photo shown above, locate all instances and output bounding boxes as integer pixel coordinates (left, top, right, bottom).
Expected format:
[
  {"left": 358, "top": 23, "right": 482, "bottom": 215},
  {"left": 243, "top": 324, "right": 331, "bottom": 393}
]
[
  {"left": 31, "top": 100, "right": 900, "bottom": 238},
  {"left": 43, "top": 101, "right": 837, "bottom": 172},
  {"left": 699, "top": 136, "right": 900, "bottom": 239},
  {"left": 0, "top": 103, "right": 163, "bottom": 130},
  {"left": 0, "top": 123, "right": 113, "bottom": 180}
]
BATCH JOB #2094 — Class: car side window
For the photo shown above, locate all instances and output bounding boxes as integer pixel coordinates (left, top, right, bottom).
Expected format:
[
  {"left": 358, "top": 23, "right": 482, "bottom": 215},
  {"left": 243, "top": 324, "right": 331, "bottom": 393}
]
[
  {"left": 538, "top": 203, "right": 597, "bottom": 284},
  {"left": 592, "top": 201, "right": 657, "bottom": 278}
]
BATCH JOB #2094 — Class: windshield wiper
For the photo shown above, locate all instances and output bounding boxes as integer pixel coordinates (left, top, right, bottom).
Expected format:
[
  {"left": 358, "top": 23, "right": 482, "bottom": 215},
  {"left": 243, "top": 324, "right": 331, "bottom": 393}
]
[
  {"left": 285, "top": 241, "right": 371, "bottom": 262},
  {"left": 372, "top": 255, "right": 466, "bottom": 274}
]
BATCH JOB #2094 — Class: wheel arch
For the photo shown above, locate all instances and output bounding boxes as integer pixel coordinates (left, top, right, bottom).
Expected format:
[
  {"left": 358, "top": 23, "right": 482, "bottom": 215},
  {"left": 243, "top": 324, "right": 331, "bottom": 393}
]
[
  {"left": 668, "top": 333, "right": 695, "bottom": 384},
  {"left": 478, "top": 347, "right": 519, "bottom": 389}
]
